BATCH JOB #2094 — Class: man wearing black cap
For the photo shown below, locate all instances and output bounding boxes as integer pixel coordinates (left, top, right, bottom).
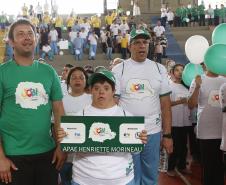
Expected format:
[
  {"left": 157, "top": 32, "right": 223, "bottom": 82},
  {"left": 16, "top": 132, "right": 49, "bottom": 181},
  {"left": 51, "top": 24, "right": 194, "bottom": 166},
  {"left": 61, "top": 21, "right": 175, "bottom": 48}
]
[{"left": 112, "top": 28, "right": 173, "bottom": 185}]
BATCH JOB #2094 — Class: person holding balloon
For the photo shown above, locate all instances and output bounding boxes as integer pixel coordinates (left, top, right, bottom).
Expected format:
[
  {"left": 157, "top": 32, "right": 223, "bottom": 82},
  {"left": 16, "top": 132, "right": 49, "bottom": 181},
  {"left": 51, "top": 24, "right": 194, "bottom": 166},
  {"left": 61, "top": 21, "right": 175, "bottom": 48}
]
[
  {"left": 188, "top": 69, "right": 226, "bottom": 185},
  {"left": 219, "top": 82, "right": 226, "bottom": 174}
]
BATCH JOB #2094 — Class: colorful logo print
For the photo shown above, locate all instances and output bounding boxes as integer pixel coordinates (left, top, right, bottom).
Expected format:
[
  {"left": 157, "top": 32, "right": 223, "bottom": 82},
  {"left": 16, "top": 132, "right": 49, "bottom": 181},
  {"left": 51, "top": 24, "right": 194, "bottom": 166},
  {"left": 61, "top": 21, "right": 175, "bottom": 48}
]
[
  {"left": 130, "top": 83, "right": 144, "bottom": 92},
  {"left": 21, "top": 88, "right": 38, "bottom": 98},
  {"left": 212, "top": 94, "right": 219, "bottom": 102},
  {"left": 94, "top": 127, "right": 106, "bottom": 136}
]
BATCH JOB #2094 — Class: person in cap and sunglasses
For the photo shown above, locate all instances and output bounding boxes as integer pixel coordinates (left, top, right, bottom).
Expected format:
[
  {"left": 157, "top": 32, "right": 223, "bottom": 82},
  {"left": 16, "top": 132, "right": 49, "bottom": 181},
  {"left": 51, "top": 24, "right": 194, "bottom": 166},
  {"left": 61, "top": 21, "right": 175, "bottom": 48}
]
[{"left": 112, "top": 28, "right": 173, "bottom": 185}]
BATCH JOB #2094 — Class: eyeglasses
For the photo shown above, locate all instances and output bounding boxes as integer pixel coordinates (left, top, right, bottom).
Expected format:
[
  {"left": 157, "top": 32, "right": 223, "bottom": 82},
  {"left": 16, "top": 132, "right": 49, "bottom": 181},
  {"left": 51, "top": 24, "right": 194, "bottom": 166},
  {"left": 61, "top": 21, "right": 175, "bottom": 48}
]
[{"left": 131, "top": 40, "right": 150, "bottom": 46}]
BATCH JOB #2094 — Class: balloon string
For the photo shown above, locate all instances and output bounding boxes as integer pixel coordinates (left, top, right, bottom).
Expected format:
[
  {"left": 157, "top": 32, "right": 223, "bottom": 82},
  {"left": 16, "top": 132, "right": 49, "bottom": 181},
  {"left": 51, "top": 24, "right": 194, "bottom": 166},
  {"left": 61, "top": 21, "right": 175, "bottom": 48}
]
[{"left": 195, "top": 64, "right": 198, "bottom": 76}]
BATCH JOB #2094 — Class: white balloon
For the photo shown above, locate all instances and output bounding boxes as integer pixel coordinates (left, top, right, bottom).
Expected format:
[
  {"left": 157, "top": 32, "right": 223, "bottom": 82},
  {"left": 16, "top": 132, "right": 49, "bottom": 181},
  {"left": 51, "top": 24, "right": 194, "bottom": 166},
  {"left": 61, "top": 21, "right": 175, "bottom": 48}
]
[{"left": 185, "top": 35, "right": 209, "bottom": 64}]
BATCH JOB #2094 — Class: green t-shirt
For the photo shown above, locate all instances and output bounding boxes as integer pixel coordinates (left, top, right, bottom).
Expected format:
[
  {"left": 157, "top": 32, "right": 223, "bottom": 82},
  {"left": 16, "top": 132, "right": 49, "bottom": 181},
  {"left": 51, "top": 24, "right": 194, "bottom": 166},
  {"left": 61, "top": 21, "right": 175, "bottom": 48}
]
[
  {"left": 0, "top": 60, "right": 63, "bottom": 155},
  {"left": 214, "top": 8, "right": 220, "bottom": 16},
  {"left": 187, "top": 7, "right": 192, "bottom": 15},
  {"left": 198, "top": 4, "right": 205, "bottom": 15},
  {"left": 175, "top": 7, "right": 182, "bottom": 17},
  {"left": 219, "top": 7, "right": 226, "bottom": 18},
  {"left": 191, "top": 6, "right": 198, "bottom": 16},
  {"left": 181, "top": 7, "right": 188, "bottom": 18}
]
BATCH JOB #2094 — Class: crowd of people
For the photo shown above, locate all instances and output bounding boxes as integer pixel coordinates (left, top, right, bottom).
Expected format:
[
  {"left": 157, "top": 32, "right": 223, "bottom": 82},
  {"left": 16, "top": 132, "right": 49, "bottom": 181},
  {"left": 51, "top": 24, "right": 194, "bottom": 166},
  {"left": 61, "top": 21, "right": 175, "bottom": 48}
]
[
  {"left": 0, "top": 1, "right": 170, "bottom": 64},
  {"left": 0, "top": 2, "right": 226, "bottom": 185},
  {"left": 160, "top": 2, "right": 226, "bottom": 28}
]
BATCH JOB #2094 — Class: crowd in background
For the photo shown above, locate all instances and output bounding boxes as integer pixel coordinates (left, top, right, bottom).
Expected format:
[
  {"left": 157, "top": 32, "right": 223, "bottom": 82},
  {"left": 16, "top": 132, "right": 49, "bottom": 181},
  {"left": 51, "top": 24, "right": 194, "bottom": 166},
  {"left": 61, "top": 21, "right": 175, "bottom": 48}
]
[
  {"left": 0, "top": 2, "right": 226, "bottom": 185},
  {"left": 161, "top": 2, "right": 226, "bottom": 27}
]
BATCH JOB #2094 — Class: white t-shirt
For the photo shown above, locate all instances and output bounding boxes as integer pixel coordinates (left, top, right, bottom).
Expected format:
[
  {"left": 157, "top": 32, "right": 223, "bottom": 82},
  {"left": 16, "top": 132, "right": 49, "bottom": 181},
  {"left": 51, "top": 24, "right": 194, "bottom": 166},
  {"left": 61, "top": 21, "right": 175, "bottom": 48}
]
[
  {"left": 80, "top": 22, "right": 91, "bottom": 33},
  {"left": 63, "top": 93, "right": 92, "bottom": 116},
  {"left": 88, "top": 34, "right": 98, "bottom": 45},
  {"left": 112, "top": 58, "right": 171, "bottom": 135},
  {"left": 69, "top": 31, "right": 77, "bottom": 42},
  {"left": 110, "top": 23, "right": 120, "bottom": 36},
  {"left": 119, "top": 23, "right": 129, "bottom": 35},
  {"left": 49, "top": 29, "right": 58, "bottom": 42},
  {"left": 72, "top": 105, "right": 134, "bottom": 185},
  {"left": 80, "top": 31, "right": 88, "bottom": 39},
  {"left": 170, "top": 82, "right": 191, "bottom": 127},
  {"left": 160, "top": 8, "right": 167, "bottom": 18},
  {"left": 189, "top": 75, "right": 226, "bottom": 139},
  {"left": 219, "top": 83, "right": 226, "bottom": 151},
  {"left": 36, "top": 5, "right": 42, "bottom": 14},
  {"left": 153, "top": 26, "right": 165, "bottom": 37},
  {"left": 42, "top": 45, "right": 51, "bottom": 53},
  {"left": 167, "top": 11, "right": 174, "bottom": 21}
]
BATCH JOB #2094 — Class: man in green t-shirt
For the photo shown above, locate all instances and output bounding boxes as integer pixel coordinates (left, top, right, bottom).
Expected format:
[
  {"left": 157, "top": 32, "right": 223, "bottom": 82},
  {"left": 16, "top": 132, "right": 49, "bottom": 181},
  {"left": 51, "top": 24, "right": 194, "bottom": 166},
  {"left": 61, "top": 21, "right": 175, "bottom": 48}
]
[
  {"left": 175, "top": 6, "right": 182, "bottom": 27},
  {"left": 0, "top": 19, "right": 66, "bottom": 185},
  {"left": 214, "top": 5, "right": 220, "bottom": 26},
  {"left": 198, "top": 3, "right": 206, "bottom": 26},
  {"left": 191, "top": 4, "right": 199, "bottom": 26}
]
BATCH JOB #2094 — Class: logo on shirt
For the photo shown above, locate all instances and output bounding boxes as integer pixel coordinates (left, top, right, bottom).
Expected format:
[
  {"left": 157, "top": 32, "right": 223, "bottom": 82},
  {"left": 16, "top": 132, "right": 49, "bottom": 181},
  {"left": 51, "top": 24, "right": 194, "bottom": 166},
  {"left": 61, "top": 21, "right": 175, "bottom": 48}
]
[
  {"left": 208, "top": 90, "right": 221, "bottom": 107},
  {"left": 89, "top": 122, "right": 116, "bottom": 143},
  {"left": 126, "top": 79, "right": 155, "bottom": 100},
  {"left": 15, "top": 82, "right": 48, "bottom": 109},
  {"left": 130, "top": 83, "right": 144, "bottom": 92},
  {"left": 22, "top": 88, "right": 38, "bottom": 99}
]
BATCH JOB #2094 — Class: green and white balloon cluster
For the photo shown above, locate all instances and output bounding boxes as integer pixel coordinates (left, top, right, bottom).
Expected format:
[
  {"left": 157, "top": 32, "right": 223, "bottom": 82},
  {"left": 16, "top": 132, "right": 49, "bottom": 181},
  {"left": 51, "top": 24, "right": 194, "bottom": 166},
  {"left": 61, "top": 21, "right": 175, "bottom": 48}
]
[{"left": 182, "top": 24, "right": 226, "bottom": 86}]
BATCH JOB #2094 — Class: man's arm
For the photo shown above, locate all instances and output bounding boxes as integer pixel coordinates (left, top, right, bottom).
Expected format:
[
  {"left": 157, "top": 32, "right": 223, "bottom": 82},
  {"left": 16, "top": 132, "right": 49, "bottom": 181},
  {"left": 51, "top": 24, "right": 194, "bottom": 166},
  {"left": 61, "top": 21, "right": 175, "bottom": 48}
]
[
  {"left": 52, "top": 100, "right": 66, "bottom": 170},
  {"left": 160, "top": 95, "right": 173, "bottom": 154},
  {"left": 188, "top": 75, "right": 202, "bottom": 109}
]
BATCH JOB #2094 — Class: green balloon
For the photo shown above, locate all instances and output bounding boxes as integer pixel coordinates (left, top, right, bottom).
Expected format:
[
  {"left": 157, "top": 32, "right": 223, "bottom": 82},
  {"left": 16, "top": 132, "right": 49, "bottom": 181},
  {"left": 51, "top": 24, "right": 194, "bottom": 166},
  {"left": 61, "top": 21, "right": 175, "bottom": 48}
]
[
  {"left": 204, "top": 44, "right": 226, "bottom": 75},
  {"left": 182, "top": 63, "right": 204, "bottom": 87},
  {"left": 212, "top": 23, "right": 226, "bottom": 44}
]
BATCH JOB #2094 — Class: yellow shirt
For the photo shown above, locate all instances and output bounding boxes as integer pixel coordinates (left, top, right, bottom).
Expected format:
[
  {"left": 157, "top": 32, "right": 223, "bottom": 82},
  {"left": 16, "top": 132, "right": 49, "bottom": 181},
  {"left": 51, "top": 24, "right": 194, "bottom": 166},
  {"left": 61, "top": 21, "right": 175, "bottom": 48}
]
[
  {"left": 55, "top": 17, "right": 63, "bottom": 27},
  {"left": 43, "top": 15, "right": 51, "bottom": 24},
  {"left": 76, "top": 18, "right": 83, "bottom": 24},
  {"left": 105, "top": 15, "right": 113, "bottom": 25},
  {"left": 92, "top": 17, "right": 101, "bottom": 28},
  {"left": 67, "top": 17, "right": 74, "bottom": 27},
  {"left": 111, "top": 12, "right": 117, "bottom": 21},
  {"left": 120, "top": 16, "right": 128, "bottom": 22},
  {"left": 121, "top": 37, "right": 128, "bottom": 48},
  {"left": 31, "top": 17, "right": 39, "bottom": 27}
]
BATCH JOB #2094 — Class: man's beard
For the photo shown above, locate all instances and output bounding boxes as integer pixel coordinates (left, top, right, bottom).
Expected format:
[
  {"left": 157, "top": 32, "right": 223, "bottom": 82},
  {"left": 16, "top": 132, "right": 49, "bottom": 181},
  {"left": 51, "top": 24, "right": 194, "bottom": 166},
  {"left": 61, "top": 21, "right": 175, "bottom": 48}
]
[{"left": 17, "top": 49, "right": 34, "bottom": 58}]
